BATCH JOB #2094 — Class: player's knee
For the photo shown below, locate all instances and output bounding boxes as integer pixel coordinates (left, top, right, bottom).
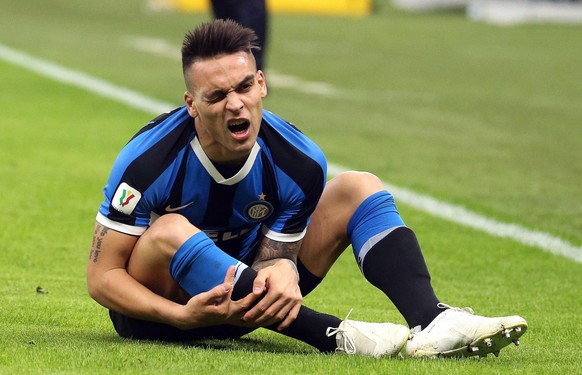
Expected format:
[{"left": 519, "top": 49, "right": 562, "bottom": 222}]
[
  {"left": 333, "top": 171, "right": 384, "bottom": 202},
  {"left": 145, "top": 214, "right": 200, "bottom": 255}
]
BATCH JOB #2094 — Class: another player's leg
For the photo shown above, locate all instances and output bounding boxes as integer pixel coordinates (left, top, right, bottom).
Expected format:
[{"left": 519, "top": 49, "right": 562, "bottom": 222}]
[{"left": 210, "top": 0, "right": 267, "bottom": 70}]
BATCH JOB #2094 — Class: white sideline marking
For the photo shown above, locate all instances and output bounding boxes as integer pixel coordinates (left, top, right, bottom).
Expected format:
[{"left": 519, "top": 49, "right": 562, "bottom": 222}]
[
  {"left": 0, "top": 43, "right": 175, "bottom": 115},
  {"left": 1, "top": 42, "right": 580, "bottom": 263},
  {"left": 328, "top": 165, "right": 582, "bottom": 263}
]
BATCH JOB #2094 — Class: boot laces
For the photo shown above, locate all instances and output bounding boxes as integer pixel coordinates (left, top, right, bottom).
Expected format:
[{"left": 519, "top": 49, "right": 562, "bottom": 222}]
[
  {"left": 438, "top": 302, "right": 474, "bottom": 315},
  {"left": 325, "top": 309, "right": 357, "bottom": 355}
]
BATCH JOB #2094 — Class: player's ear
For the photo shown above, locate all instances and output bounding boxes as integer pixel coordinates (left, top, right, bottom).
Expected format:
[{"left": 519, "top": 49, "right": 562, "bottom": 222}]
[
  {"left": 257, "top": 70, "right": 267, "bottom": 98},
  {"left": 184, "top": 91, "right": 198, "bottom": 118}
]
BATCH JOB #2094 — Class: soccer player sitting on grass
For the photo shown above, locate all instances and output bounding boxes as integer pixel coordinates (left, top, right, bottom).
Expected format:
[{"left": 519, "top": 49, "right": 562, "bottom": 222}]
[{"left": 87, "top": 19, "right": 527, "bottom": 358}]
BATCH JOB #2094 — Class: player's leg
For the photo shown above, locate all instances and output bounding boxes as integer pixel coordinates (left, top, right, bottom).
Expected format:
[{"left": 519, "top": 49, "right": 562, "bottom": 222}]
[
  {"left": 121, "top": 214, "right": 338, "bottom": 352},
  {"left": 124, "top": 213, "right": 408, "bottom": 356},
  {"left": 111, "top": 214, "right": 250, "bottom": 341},
  {"left": 299, "top": 171, "right": 441, "bottom": 328},
  {"left": 299, "top": 171, "right": 527, "bottom": 358}
]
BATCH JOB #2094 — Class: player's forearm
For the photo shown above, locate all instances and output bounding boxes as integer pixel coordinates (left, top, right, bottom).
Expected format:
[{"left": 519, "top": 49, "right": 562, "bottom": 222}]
[
  {"left": 251, "top": 237, "right": 301, "bottom": 281},
  {"left": 252, "top": 237, "right": 300, "bottom": 268},
  {"left": 254, "top": 258, "right": 300, "bottom": 282},
  {"left": 87, "top": 268, "right": 184, "bottom": 327}
]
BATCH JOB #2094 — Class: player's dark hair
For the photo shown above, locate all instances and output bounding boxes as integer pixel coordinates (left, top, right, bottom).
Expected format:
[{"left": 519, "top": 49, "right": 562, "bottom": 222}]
[{"left": 181, "top": 19, "right": 260, "bottom": 73}]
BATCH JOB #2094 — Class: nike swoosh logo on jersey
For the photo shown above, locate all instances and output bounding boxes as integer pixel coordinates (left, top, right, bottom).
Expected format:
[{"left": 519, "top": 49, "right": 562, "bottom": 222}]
[{"left": 165, "top": 201, "right": 194, "bottom": 212}]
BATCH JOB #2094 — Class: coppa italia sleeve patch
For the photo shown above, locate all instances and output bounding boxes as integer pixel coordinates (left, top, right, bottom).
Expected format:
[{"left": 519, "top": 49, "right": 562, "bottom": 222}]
[{"left": 111, "top": 182, "right": 142, "bottom": 215}]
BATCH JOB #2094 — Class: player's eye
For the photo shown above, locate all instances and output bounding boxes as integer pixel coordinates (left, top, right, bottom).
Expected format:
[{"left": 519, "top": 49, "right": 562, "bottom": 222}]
[
  {"left": 205, "top": 92, "right": 226, "bottom": 104},
  {"left": 237, "top": 80, "right": 254, "bottom": 93}
]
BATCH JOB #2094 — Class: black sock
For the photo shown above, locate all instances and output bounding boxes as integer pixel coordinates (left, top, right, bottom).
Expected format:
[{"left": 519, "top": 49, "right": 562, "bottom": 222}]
[
  {"left": 297, "top": 258, "right": 324, "bottom": 296},
  {"left": 232, "top": 267, "right": 340, "bottom": 352},
  {"left": 361, "top": 227, "right": 441, "bottom": 329}
]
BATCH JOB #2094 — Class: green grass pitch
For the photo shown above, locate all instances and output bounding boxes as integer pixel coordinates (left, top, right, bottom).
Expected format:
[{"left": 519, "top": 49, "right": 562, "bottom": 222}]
[{"left": 1, "top": 1, "right": 581, "bottom": 373}]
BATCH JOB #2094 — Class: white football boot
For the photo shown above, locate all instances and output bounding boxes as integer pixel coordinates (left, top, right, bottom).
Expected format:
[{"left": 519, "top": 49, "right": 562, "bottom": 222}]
[
  {"left": 405, "top": 303, "right": 527, "bottom": 358},
  {"left": 326, "top": 310, "right": 410, "bottom": 357}
]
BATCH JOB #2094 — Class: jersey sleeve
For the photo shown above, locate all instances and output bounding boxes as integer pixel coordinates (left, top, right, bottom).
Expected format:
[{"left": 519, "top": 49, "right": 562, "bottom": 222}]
[
  {"left": 262, "top": 159, "right": 326, "bottom": 243},
  {"left": 259, "top": 111, "right": 328, "bottom": 242},
  {"left": 96, "top": 107, "right": 194, "bottom": 235},
  {"left": 96, "top": 148, "right": 157, "bottom": 236}
]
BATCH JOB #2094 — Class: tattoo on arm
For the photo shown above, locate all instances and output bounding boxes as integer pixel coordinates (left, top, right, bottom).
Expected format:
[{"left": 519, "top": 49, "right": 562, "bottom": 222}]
[
  {"left": 89, "top": 224, "right": 109, "bottom": 263},
  {"left": 252, "top": 237, "right": 300, "bottom": 272}
]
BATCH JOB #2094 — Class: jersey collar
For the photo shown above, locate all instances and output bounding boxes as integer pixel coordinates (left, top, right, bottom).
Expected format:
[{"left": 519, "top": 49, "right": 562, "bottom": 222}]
[{"left": 190, "top": 136, "right": 261, "bottom": 185}]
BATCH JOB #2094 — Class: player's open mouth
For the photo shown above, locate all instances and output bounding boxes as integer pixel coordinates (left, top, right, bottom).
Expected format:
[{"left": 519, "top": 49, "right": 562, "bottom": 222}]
[{"left": 228, "top": 119, "right": 251, "bottom": 138}]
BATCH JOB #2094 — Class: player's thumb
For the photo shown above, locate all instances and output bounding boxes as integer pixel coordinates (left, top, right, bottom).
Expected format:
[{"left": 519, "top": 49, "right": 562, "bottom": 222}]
[
  {"left": 204, "top": 281, "right": 231, "bottom": 305},
  {"left": 252, "top": 276, "right": 266, "bottom": 295},
  {"left": 203, "top": 267, "right": 235, "bottom": 305},
  {"left": 222, "top": 265, "right": 236, "bottom": 288}
]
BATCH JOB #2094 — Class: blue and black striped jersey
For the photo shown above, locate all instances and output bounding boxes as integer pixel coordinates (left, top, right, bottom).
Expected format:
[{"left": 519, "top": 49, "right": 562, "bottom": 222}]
[{"left": 96, "top": 107, "right": 327, "bottom": 260}]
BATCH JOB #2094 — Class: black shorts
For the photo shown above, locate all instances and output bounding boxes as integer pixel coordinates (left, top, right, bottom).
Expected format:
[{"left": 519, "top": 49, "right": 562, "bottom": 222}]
[
  {"left": 109, "top": 310, "right": 255, "bottom": 342},
  {"left": 109, "top": 259, "right": 322, "bottom": 342}
]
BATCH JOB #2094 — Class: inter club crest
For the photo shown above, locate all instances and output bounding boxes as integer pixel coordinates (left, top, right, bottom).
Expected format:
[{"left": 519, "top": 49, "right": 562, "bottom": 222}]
[{"left": 245, "top": 193, "right": 273, "bottom": 222}]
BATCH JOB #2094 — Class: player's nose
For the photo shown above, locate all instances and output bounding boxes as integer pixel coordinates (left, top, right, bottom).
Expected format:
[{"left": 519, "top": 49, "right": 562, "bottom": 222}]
[{"left": 225, "top": 92, "right": 244, "bottom": 113}]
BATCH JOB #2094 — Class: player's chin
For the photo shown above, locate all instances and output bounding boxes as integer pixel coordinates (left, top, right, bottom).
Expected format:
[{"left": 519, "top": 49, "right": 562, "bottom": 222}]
[{"left": 227, "top": 139, "right": 256, "bottom": 158}]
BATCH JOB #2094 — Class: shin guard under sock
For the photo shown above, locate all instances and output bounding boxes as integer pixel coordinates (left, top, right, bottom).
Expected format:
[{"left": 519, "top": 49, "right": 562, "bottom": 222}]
[
  {"left": 361, "top": 227, "right": 442, "bottom": 329},
  {"left": 169, "top": 232, "right": 240, "bottom": 296}
]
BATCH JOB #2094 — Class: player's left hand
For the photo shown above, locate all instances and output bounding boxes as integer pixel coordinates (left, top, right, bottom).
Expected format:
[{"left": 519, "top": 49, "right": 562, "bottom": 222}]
[{"left": 242, "top": 259, "right": 302, "bottom": 331}]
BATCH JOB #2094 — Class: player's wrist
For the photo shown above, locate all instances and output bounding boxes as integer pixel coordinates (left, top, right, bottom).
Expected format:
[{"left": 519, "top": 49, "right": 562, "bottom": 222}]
[
  {"left": 159, "top": 300, "right": 197, "bottom": 330},
  {"left": 283, "top": 258, "right": 300, "bottom": 281}
]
